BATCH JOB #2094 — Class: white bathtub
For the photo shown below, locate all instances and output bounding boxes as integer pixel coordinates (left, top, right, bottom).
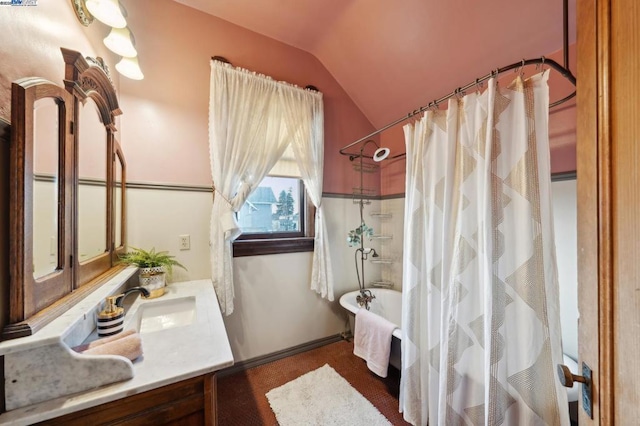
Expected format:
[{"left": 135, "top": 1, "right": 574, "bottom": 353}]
[
  {"left": 339, "top": 288, "right": 403, "bottom": 370},
  {"left": 339, "top": 288, "right": 580, "bottom": 412}
]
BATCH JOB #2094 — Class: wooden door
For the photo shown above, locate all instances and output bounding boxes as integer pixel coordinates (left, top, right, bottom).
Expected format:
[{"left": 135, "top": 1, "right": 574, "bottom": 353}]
[{"left": 577, "top": 0, "right": 640, "bottom": 424}]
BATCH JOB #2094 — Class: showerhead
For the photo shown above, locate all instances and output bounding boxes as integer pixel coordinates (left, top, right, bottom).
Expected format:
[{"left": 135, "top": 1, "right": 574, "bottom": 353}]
[
  {"left": 373, "top": 147, "right": 390, "bottom": 162},
  {"left": 363, "top": 247, "right": 379, "bottom": 258}
]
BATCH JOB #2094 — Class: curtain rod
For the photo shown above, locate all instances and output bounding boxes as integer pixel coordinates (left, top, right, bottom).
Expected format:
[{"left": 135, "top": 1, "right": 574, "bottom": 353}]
[
  {"left": 339, "top": 56, "right": 577, "bottom": 158},
  {"left": 211, "top": 56, "right": 319, "bottom": 92}
]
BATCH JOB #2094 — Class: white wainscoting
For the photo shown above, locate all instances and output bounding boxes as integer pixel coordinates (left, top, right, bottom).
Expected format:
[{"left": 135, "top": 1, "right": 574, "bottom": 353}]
[
  {"left": 38, "top": 180, "right": 573, "bottom": 364},
  {"left": 126, "top": 187, "right": 380, "bottom": 362}
]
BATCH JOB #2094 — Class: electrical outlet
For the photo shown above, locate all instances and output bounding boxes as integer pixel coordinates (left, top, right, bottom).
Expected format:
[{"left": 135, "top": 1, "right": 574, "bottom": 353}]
[{"left": 179, "top": 234, "right": 190, "bottom": 250}]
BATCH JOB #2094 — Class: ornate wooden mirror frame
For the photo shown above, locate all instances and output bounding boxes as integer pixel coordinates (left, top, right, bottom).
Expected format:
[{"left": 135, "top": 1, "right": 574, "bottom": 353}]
[{"left": 3, "top": 48, "right": 127, "bottom": 340}]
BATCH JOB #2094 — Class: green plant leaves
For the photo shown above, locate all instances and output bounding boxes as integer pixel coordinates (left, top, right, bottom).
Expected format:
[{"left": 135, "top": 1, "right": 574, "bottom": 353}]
[
  {"left": 118, "top": 247, "right": 187, "bottom": 275},
  {"left": 347, "top": 223, "right": 374, "bottom": 247}
]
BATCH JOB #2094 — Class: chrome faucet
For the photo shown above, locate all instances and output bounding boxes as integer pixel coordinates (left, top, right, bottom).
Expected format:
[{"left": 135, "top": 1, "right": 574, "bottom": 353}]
[
  {"left": 356, "top": 289, "right": 375, "bottom": 310},
  {"left": 115, "top": 286, "right": 150, "bottom": 309}
]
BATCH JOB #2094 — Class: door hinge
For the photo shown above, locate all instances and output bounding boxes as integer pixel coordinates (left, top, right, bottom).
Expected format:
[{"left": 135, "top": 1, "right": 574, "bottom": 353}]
[
  {"left": 70, "top": 120, "right": 74, "bottom": 135},
  {"left": 70, "top": 254, "right": 73, "bottom": 268},
  {"left": 581, "top": 362, "right": 593, "bottom": 419}
]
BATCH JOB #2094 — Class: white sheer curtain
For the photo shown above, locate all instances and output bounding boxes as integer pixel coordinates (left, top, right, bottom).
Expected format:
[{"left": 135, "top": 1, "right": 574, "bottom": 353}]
[
  {"left": 400, "top": 71, "right": 569, "bottom": 425},
  {"left": 281, "top": 89, "right": 334, "bottom": 300},
  {"left": 208, "top": 60, "right": 329, "bottom": 314}
]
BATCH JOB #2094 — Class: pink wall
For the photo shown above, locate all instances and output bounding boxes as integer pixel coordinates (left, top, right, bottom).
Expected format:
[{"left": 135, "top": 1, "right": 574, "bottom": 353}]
[
  {"left": 0, "top": 0, "right": 373, "bottom": 194},
  {"left": 379, "top": 126, "right": 407, "bottom": 196},
  {"left": 546, "top": 46, "right": 578, "bottom": 174},
  {"left": 0, "top": 1, "right": 120, "bottom": 121},
  {"left": 1, "top": 1, "right": 573, "bottom": 199},
  {"left": 118, "top": 0, "right": 374, "bottom": 194}
]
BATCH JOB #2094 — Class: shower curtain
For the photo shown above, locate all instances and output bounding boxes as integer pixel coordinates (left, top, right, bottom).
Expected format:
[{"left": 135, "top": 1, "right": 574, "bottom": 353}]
[{"left": 400, "top": 71, "right": 569, "bottom": 425}]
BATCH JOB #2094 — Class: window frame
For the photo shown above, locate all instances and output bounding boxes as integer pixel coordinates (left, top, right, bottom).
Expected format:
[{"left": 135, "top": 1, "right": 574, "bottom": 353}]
[{"left": 233, "top": 177, "right": 314, "bottom": 257}]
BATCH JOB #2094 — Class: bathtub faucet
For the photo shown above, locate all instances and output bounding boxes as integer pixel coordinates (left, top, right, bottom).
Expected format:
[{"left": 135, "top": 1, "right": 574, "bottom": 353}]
[{"left": 356, "top": 289, "right": 375, "bottom": 310}]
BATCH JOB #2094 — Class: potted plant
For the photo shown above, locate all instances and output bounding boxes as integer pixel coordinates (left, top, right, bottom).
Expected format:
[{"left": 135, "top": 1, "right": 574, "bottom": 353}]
[
  {"left": 347, "top": 222, "right": 374, "bottom": 247},
  {"left": 118, "top": 247, "right": 187, "bottom": 298}
]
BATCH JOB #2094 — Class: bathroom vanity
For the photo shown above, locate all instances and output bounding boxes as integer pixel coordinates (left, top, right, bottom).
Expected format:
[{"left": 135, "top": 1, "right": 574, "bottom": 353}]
[
  {"left": 1, "top": 46, "right": 233, "bottom": 425},
  {"left": 0, "top": 273, "right": 234, "bottom": 425}
]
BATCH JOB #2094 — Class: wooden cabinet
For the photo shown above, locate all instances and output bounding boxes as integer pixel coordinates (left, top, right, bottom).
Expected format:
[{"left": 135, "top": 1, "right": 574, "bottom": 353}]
[{"left": 35, "top": 373, "right": 217, "bottom": 426}]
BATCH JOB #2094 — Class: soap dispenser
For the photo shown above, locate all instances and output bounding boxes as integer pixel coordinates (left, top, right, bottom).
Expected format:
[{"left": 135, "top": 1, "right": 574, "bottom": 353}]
[
  {"left": 97, "top": 296, "right": 125, "bottom": 337},
  {"left": 96, "top": 287, "right": 150, "bottom": 337}
]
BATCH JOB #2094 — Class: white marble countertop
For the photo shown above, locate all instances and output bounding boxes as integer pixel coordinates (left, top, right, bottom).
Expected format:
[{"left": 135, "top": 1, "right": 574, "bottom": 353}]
[{"left": 0, "top": 278, "right": 234, "bottom": 425}]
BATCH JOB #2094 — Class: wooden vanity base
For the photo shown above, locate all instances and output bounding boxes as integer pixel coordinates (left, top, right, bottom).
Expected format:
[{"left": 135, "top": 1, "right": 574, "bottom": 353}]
[{"left": 35, "top": 373, "right": 217, "bottom": 426}]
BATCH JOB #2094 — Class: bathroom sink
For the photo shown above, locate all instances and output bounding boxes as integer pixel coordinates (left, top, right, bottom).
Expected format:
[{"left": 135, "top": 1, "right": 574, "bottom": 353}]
[{"left": 136, "top": 296, "right": 197, "bottom": 334}]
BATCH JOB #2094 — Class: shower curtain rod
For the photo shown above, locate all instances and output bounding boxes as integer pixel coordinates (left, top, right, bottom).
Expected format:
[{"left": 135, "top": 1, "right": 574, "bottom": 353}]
[{"left": 339, "top": 56, "right": 577, "bottom": 159}]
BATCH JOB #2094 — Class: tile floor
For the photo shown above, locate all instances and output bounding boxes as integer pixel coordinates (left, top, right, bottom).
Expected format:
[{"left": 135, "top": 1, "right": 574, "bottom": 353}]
[{"left": 217, "top": 340, "right": 410, "bottom": 425}]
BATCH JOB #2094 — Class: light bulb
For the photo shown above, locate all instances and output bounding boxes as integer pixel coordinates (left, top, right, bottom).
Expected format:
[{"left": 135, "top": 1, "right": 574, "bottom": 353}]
[
  {"left": 85, "top": 0, "right": 127, "bottom": 28},
  {"left": 104, "top": 27, "right": 137, "bottom": 57},
  {"left": 115, "top": 56, "right": 144, "bottom": 80}
]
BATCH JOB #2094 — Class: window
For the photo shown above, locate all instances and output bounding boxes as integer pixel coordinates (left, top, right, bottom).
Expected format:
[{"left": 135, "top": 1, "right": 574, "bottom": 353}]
[
  {"left": 233, "top": 176, "right": 314, "bottom": 257},
  {"left": 237, "top": 176, "right": 302, "bottom": 235}
]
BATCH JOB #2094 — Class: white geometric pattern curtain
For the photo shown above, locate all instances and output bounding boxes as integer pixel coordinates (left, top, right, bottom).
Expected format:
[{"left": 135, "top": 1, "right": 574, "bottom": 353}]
[{"left": 400, "top": 71, "right": 569, "bottom": 425}]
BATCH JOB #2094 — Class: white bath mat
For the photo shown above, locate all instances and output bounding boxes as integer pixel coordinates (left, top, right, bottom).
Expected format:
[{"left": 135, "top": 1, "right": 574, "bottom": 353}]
[{"left": 265, "top": 364, "right": 392, "bottom": 426}]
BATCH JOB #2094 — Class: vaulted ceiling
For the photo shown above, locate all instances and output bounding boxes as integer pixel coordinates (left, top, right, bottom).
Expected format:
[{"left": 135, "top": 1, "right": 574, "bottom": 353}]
[{"left": 175, "top": 0, "right": 577, "bottom": 130}]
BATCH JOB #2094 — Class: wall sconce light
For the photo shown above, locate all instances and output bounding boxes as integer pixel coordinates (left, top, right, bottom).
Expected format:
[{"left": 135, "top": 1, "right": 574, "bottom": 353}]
[
  {"left": 103, "top": 27, "right": 137, "bottom": 57},
  {"left": 115, "top": 56, "right": 144, "bottom": 80},
  {"left": 70, "top": 0, "right": 94, "bottom": 26},
  {"left": 71, "top": 0, "right": 143, "bottom": 80},
  {"left": 70, "top": 0, "right": 144, "bottom": 80},
  {"left": 85, "top": 0, "right": 126, "bottom": 28}
]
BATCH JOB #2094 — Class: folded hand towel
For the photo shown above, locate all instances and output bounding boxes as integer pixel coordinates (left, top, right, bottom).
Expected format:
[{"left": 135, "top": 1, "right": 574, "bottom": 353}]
[
  {"left": 76, "top": 331, "right": 143, "bottom": 361},
  {"left": 353, "top": 308, "right": 397, "bottom": 378},
  {"left": 72, "top": 329, "right": 136, "bottom": 353}
]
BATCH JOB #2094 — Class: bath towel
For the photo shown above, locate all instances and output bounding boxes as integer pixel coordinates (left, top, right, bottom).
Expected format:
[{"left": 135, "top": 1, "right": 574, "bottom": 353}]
[{"left": 353, "top": 308, "right": 397, "bottom": 378}]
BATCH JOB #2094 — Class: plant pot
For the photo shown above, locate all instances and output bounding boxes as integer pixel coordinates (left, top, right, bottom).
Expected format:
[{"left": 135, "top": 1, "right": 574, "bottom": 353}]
[{"left": 139, "top": 266, "right": 166, "bottom": 299}]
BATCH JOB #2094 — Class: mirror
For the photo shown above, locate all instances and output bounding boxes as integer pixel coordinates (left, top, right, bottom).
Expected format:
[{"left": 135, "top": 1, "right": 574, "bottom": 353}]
[
  {"left": 32, "top": 97, "right": 60, "bottom": 279},
  {"left": 114, "top": 146, "right": 124, "bottom": 249},
  {"left": 4, "top": 48, "right": 125, "bottom": 339},
  {"left": 7, "top": 78, "right": 74, "bottom": 330},
  {"left": 77, "top": 98, "right": 108, "bottom": 263},
  {"left": 70, "top": 50, "right": 123, "bottom": 287}
]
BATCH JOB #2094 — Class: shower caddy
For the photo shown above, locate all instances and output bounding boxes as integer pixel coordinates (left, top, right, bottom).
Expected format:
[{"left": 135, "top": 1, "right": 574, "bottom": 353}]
[{"left": 350, "top": 140, "right": 394, "bottom": 292}]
